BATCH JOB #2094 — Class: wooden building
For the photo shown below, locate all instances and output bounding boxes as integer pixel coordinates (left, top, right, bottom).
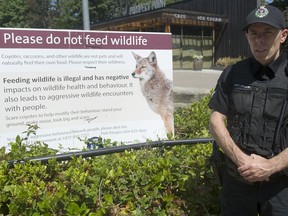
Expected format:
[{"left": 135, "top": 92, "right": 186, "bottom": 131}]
[{"left": 91, "top": 0, "right": 258, "bottom": 69}]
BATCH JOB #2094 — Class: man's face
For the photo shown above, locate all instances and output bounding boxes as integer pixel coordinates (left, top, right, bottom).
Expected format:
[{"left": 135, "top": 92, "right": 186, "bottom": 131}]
[{"left": 246, "top": 23, "right": 288, "bottom": 65}]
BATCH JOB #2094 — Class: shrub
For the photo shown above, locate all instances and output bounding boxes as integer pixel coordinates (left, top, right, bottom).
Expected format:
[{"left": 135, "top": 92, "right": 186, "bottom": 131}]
[
  {"left": 0, "top": 93, "right": 220, "bottom": 215},
  {"left": 174, "top": 92, "right": 212, "bottom": 139},
  {"left": 215, "top": 56, "right": 244, "bottom": 68}
]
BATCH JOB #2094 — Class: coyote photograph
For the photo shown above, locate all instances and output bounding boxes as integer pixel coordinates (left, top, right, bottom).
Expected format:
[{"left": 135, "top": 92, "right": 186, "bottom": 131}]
[{"left": 131, "top": 51, "right": 174, "bottom": 135}]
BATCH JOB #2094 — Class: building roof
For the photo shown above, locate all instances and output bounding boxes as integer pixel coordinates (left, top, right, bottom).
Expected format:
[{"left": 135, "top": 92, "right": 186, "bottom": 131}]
[{"left": 91, "top": 8, "right": 228, "bottom": 31}]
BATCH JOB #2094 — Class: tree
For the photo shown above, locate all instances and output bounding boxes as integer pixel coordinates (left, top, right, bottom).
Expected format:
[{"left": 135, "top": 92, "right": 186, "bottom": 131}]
[
  {"left": 0, "top": 0, "right": 81, "bottom": 29},
  {"left": 49, "top": 0, "right": 82, "bottom": 29},
  {"left": 0, "top": 0, "right": 196, "bottom": 29},
  {"left": 26, "top": 0, "right": 51, "bottom": 28},
  {"left": 0, "top": 0, "right": 29, "bottom": 28}
]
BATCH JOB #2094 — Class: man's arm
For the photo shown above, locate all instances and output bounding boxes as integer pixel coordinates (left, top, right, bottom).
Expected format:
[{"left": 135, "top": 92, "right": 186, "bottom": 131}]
[
  {"left": 238, "top": 148, "right": 288, "bottom": 182},
  {"left": 209, "top": 110, "right": 252, "bottom": 167},
  {"left": 270, "top": 148, "right": 288, "bottom": 172},
  {"left": 209, "top": 111, "right": 278, "bottom": 182}
]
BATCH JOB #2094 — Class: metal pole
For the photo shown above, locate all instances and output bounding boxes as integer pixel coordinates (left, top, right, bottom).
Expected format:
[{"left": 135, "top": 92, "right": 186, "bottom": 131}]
[
  {"left": 82, "top": 0, "right": 90, "bottom": 30},
  {"left": 8, "top": 138, "right": 215, "bottom": 168}
]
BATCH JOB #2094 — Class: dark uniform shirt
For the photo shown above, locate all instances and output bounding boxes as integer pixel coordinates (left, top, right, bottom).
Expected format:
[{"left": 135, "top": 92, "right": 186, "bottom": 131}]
[{"left": 209, "top": 53, "right": 288, "bottom": 156}]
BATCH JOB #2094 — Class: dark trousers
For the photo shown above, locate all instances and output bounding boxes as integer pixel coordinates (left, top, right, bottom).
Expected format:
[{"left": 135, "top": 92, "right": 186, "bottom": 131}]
[{"left": 220, "top": 171, "right": 288, "bottom": 216}]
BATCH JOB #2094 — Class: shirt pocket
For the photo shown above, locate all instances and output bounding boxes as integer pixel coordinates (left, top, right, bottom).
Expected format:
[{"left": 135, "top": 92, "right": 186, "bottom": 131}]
[
  {"left": 230, "top": 86, "right": 253, "bottom": 114},
  {"left": 263, "top": 88, "right": 287, "bottom": 120}
]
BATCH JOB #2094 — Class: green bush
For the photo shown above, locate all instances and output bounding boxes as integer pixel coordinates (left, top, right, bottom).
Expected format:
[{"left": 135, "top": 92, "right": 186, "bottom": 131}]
[
  {"left": 215, "top": 56, "right": 244, "bottom": 68},
  {"left": 0, "top": 93, "right": 220, "bottom": 215},
  {"left": 174, "top": 91, "right": 212, "bottom": 139}
]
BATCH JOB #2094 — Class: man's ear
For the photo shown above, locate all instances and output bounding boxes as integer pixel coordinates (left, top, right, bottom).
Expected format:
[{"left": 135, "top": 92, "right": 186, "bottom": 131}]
[{"left": 280, "top": 29, "right": 288, "bottom": 43}]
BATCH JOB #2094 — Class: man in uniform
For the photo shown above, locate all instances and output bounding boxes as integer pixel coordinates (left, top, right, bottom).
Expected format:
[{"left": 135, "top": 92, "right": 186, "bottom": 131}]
[{"left": 209, "top": 5, "right": 288, "bottom": 216}]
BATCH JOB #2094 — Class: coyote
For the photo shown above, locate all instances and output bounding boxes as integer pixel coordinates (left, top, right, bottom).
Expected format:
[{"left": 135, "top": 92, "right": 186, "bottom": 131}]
[{"left": 131, "top": 51, "right": 174, "bottom": 135}]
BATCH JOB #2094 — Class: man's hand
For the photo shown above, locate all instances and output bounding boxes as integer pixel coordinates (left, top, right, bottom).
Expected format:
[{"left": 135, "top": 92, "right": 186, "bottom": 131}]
[{"left": 238, "top": 154, "right": 274, "bottom": 182}]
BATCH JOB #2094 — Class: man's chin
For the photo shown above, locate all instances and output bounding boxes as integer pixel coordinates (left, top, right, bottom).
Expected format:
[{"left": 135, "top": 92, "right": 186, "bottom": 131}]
[{"left": 254, "top": 54, "right": 271, "bottom": 65}]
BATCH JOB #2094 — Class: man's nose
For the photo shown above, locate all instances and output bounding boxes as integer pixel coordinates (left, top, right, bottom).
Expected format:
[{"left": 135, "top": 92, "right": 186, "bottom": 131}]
[{"left": 255, "top": 33, "right": 265, "bottom": 41}]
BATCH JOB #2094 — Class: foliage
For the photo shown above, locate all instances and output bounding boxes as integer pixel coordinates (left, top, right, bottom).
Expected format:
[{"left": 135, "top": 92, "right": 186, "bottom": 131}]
[
  {"left": 0, "top": 0, "right": 182, "bottom": 29},
  {"left": 174, "top": 93, "right": 212, "bottom": 139},
  {"left": 25, "top": 0, "right": 50, "bottom": 28},
  {"left": 0, "top": 92, "right": 220, "bottom": 215},
  {"left": 49, "top": 0, "right": 82, "bottom": 29},
  {"left": 5, "top": 125, "right": 58, "bottom": 162},
  {"left": 0, "top": 0, "right": 82, "bottom": 29},
  {"left": 0, "top": 0, "right": 29, "bottom": 28},
  {"left": 215, "top": 56, "right": 244, "bottom": 68},
  {"left": 0, "top": 0, "right": 287, "bottom": 30}
]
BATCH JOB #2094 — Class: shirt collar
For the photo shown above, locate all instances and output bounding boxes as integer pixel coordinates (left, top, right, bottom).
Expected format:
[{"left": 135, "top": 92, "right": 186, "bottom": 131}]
[
  {"left": 252, "top": 53, "right": 287, "bottom": 78},
  {"left": 251, "top": 58, "right": 262, "bottom": 77},
  {"left": 269, "top": 53, "right": 286, "bottom": 74}
]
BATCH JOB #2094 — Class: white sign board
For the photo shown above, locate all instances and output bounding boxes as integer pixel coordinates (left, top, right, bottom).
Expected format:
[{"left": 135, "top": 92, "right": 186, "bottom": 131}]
[{"left": 0, "top": 28, "right": 173, "bottom": 150}]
